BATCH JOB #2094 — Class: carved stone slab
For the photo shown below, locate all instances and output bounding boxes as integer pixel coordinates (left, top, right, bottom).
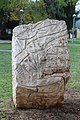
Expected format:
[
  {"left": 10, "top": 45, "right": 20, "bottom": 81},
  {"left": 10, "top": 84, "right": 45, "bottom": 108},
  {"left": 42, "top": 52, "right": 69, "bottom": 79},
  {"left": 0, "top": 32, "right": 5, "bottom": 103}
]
[{"left": 12, "top": 19, "right": 70, "bottom": 108}]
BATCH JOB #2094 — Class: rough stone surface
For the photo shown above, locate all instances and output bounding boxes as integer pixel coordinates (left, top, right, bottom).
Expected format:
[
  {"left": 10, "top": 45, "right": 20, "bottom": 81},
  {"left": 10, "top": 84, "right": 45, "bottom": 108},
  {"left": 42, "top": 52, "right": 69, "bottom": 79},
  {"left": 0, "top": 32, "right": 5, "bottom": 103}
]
[{"left": 12, "top": 19, "right": 70, "bottom": 108}]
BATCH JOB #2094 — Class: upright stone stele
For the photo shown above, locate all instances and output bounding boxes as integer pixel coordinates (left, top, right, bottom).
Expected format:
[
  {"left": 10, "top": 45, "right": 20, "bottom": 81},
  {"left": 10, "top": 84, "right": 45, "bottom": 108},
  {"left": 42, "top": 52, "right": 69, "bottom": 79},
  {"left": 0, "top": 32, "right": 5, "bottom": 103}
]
[{"left": 12, "top": 19, "right": 70, "bottom": 108}]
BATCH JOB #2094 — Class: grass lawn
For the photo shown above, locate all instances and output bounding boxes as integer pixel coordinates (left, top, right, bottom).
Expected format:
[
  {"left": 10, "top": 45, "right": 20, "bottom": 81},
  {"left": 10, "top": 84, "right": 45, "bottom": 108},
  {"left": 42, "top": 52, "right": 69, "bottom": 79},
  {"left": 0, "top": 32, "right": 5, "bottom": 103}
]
[
  {"left": 67, "top": 38, "right": 80, "bottom": 90},
  {"left": 0, "top": 43, "right": 12, "bottom": 50},
  {"left": 0, "top": 39, "right": 80, "bottom": 112},
  {"left": 0, "top": 43, "right": 12, "bottom": 114}
]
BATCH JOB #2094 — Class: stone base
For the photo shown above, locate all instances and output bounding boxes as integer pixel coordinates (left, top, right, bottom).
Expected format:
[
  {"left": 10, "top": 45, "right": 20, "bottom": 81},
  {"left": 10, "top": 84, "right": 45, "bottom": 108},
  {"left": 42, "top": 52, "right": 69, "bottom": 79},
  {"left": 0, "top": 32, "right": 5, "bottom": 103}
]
[{"left": 13, "top": 78, "right": 64, "bottom": 109}]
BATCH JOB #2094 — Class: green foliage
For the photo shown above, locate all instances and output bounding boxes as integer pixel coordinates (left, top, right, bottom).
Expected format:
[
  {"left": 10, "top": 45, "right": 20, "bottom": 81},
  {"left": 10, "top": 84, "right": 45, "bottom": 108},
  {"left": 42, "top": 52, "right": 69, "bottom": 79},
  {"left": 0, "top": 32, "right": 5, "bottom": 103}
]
[
  {"left": 0, "top": 9, "right": 8, "bottom": 24},
  {"left": 0, "top": 0, "right": 78, "bottom": 31},
  {"left": 0, "top": 0, "right": 10, "bottom": 24},
  {"left": 7, "top": 0, "right": 47, "bottom": 23},
  {"left": 0, "top": 0, "right": 47, "bottom": 39},
  {"left": 43, "top": 0, "right": 77, "bottom": 30},
  {"left": 0, "top": 0, "right": 47, "bottom": 25},
  {"left": 0, "top": 0, "right": 9, "bottom": 9},
  {"left": 43, "top": 0, "right": 65, "bottom": 19}
]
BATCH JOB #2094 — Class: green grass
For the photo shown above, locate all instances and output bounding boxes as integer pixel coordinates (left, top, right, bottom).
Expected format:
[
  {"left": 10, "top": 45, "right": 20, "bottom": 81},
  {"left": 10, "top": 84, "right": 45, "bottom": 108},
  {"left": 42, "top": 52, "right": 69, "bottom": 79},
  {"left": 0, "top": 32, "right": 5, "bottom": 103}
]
[
  {"left": 68, "top": 38, "right": 80, "bottom": 44},
  {"left": 0, "top": 43, "right": 11, "bottom": 50},
  {"left": 0, "top": 52, "right": 12, "bottom": 98},
  {"left": 67, "top": 38, "right": 80, "bottom": 90},
  {"left": 0, "top": 43, "right": 12, "bottom": 115}
]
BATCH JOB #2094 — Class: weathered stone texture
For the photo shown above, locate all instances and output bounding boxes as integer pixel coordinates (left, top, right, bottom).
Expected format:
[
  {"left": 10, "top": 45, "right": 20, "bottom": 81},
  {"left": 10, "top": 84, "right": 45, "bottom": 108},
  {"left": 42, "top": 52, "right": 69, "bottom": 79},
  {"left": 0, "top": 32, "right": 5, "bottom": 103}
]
[{"left": 12, "top": 19, "right": 70, "bottom": 108}]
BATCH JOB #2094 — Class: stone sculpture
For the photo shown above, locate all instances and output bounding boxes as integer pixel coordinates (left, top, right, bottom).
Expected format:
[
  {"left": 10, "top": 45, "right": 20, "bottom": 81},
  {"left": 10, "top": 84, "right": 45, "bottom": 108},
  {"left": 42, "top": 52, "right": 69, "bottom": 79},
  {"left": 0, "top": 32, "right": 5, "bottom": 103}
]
[{"left": 12, "top": 19, "right": 70, "bottom": 108}]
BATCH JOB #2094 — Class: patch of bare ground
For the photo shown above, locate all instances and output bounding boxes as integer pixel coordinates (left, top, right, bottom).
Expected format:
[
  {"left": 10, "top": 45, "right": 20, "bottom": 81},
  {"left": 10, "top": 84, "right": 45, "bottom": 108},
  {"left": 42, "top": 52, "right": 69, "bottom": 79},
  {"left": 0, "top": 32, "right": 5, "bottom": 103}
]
[{"left": 7, "top": 88, "right": 80, "bottom": 120}]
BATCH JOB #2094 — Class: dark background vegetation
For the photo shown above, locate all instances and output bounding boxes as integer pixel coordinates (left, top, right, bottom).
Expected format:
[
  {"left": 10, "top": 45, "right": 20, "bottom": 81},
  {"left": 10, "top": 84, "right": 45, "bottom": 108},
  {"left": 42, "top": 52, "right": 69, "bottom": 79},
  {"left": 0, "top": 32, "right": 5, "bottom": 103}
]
[{"left": 0, "top": 0, "right": 78, "bottom": 40}]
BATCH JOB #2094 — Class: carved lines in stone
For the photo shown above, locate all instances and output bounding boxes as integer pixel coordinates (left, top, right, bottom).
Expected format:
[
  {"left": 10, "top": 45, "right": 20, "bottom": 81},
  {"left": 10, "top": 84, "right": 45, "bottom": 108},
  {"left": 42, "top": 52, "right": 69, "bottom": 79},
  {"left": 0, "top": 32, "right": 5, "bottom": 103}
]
[
  {"left": 15, "top": 47, "right": 67, "bottom": 82},
  {"left": 13, "top": 20, "right": 68, "bottom": 88},
  {"left": 15, "top": 40, "right": 26, "bottom": 58},
  {"left": 57, "top": 47, "right": 66, "bottom": 67},
  {"left": 17, "top": 27, "right": 67, "bottom": 41},
  {"left": 14, "top": 34, "right": 67, "bottom": 63}
]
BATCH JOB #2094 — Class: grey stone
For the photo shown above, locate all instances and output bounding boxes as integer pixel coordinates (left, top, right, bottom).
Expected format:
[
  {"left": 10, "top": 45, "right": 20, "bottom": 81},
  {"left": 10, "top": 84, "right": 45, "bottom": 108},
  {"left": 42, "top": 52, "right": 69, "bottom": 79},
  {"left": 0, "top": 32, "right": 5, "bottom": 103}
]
[{"left": 12, "top": 19, "right": 70, "bottom": 108}]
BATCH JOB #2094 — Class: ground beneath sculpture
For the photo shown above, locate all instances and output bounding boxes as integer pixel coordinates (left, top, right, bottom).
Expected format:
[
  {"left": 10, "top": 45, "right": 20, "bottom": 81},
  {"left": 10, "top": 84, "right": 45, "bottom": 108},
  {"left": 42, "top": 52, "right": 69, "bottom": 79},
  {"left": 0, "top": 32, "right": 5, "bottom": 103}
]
[{"left": 7, "top": 88, "right": 80, "bottom": 120}]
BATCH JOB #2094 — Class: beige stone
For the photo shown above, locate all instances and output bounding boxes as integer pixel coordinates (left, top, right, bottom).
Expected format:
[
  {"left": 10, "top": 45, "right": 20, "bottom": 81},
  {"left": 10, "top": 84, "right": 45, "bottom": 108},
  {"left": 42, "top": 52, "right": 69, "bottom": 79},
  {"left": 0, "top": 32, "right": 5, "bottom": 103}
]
[{"left": 12, "top": 19, "right": 70, "bottom": 108}]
